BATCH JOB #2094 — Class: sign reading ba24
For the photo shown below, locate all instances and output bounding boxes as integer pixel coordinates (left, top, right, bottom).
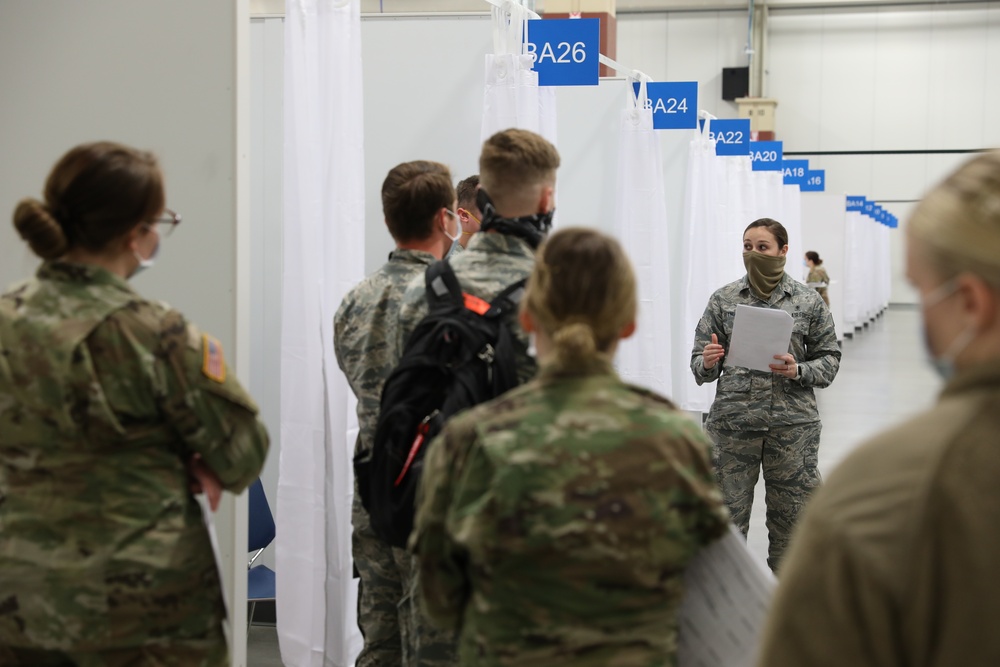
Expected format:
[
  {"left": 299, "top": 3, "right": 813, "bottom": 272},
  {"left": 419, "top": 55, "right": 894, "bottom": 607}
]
[
  {"left": 800, "top": 170, "right": 825, "bottom": 192},
  {"left": 526, "top": 18, "right": 600, "bottom": 87},
  {"left": 633, "top": 81, "right": 698, "bottom": 129},
  {"left": 783, "top": 159, "right": 809, "bottom": 185},
  {"left": 750, "top": 141, "right": 783, "bottom": 171},
  {"left": 708, "top": 119, "right": 750, "bottom": 156}
]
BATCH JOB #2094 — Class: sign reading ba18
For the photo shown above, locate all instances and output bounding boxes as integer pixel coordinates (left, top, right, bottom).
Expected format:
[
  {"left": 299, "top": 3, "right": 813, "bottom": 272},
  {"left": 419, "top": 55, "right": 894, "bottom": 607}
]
[
  {"left": 783, "top": 159, "right": 809, "bottom": 185},
  {"left": 750, "top": 141, "right": 783, "bottom": 171},
  {"left": 633, "top": 81, "right": 698, "bottom": 129},
  {"left": 526, "top": 18, "right": 600, "bottom": 87},
  {"left": 801, "top": 169, "right": 825, "bottom": 192},
  {"left": 709, "top": 119, "right": 751, "bottom": 156}
]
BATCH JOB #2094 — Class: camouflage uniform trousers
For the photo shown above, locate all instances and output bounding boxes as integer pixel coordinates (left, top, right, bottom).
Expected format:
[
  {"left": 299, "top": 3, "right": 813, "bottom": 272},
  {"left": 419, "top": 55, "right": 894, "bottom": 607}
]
[
  {"left": 403, "top": 560, "right": 458, "bottom": 667},
  {"left": 0, "top": 637, "right": 226, "bottom": 667},
  {"left": 707, "top": 422, "right": 822, "bottom": 572},
  {"left": 353, "top": 484, "right": 415, "bottom": 667}
]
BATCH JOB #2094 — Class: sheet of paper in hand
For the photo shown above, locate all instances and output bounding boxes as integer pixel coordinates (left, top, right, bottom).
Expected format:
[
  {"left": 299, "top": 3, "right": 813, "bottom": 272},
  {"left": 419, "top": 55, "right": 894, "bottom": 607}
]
[{"left": 726, "top": 304, "right": 793, "bottom": 373}]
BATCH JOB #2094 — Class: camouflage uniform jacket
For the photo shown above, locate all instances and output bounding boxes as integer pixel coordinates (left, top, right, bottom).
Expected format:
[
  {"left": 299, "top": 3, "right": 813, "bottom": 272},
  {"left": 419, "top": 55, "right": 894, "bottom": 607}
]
[
  {"left": 690, "top": 272, "right": 841, "bottom": 431},
  {"left": 411, "top": 355, "right": 730, "bottom": 667},
  {"left": 0, "top": 261, "right": 269, "bottom": 650},
  {"left": 334, "top": 248, "right": 437, "bottom": 458},
  {"left": 397, "top": 233, "right": 536, "bottom": 385}
]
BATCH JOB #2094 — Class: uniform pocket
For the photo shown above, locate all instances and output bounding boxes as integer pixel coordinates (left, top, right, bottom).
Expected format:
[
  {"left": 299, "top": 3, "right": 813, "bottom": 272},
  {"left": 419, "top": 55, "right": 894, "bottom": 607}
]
[{"left": 718, "top": 370, "right": 751, "bottom": 393}]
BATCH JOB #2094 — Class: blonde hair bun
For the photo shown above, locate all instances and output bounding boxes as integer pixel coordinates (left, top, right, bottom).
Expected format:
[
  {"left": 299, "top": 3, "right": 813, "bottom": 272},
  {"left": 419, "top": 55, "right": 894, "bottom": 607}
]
[
  {"left": 13, "top": 198, "right": 68, "bottom": 260},
  {"left": 552, "top": 322, "right": 598, "bottom": 360}
]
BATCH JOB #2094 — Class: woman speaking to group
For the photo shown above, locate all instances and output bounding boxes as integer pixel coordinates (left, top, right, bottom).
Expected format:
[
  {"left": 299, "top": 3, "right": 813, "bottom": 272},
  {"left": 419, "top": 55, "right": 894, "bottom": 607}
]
[{"left": 690, "top": 218, "right": 841, "bottom": 572}]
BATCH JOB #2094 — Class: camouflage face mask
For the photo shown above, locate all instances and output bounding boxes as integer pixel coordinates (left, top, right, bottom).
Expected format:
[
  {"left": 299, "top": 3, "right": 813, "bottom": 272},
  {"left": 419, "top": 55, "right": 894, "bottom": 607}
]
[{"left": 743, "top": 250, "right": 785, "bottom": 299}]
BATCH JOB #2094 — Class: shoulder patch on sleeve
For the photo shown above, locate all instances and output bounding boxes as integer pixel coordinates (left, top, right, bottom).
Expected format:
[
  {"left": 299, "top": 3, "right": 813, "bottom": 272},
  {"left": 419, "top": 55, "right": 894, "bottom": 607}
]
[{"left": 202, "top": 334, "right": 227, "bottom": 383}]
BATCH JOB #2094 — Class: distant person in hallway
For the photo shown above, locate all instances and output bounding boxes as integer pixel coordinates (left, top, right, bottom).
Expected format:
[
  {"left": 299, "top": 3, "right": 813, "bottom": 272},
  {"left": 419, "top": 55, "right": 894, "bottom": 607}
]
[
  {"left": 805, "top": 250, "right": 830, "bottom": 306},
  {"left": 450, "top": 174, "right": 483, "bottom": 254},
  {"left": 758, "top": 152, "right": 1000, "bottom": 666},
  {"left": 690, "top": 218, "right": 841, "bottom": 572}
]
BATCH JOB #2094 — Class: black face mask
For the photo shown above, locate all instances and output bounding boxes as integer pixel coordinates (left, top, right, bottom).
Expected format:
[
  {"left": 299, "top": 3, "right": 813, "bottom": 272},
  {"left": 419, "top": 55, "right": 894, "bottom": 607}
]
[{"left": 476, "top": 188, "right": 553, "bottom": 249}]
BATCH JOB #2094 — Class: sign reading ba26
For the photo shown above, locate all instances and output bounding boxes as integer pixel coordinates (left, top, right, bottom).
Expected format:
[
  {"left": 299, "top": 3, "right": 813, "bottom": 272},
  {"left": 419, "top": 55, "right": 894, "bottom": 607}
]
[{"left": 526, "top": 18, "right": 601, "bottom": 86}]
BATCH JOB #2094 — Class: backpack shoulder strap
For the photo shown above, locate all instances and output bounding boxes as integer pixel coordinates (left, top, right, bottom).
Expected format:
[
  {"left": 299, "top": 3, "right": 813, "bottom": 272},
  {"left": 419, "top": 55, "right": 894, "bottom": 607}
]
[
  {"left": 486, "top": 278, "right": 527, "bottom": 318},
  {"left": 424, "top": 260, "right": 463, "bottom": 310}
]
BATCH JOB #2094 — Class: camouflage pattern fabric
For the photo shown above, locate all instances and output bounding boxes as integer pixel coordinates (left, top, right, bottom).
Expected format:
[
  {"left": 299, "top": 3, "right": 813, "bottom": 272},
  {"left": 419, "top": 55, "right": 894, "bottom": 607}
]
[
  {"left": 707, "top": 423, "right": 822, "bottom": 571},
  {"left": 807, "top": 266, "right": 830, "bottom": 306},
  {"left": 397, "top": 232, "right": 537, "bottom": 386},
  {"left": 0, "top": 261, "right": 269, "bottom": 662},
  {"left": 334, "top": 248, "right": 436, "bottom": 667},
  {"left": 411, "top": 355, "right": 730, "bottom": 667},
  {"left": 689, "top": 272, "right": 838, "bottom": 572}
]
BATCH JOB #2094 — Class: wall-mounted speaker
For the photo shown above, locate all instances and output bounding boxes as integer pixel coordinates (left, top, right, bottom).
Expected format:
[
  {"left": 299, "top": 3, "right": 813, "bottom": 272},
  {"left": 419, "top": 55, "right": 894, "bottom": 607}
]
[{"left": 722, "top": 66, "right": 750, "bottom": 101}]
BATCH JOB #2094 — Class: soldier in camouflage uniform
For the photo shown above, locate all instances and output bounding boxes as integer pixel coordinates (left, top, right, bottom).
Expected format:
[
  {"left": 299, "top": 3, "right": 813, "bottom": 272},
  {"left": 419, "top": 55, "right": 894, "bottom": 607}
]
[
  {"left": 0, "top": 142, "right": 269, "bottom": 666},
  {"left": 691, "top": 218, "right": 840, "bottom": 571},
  {"left": 411, "top": 228, "right": 730, "bottom": 667},
  {"left": 396, "top": 131, "right": 560, "bottom": 666},
  {"left": 449, "top": 174, "right": 482, "bottom": 255},
  {"left": 334, "top": 161, "right": 458, "bottom": 667}
]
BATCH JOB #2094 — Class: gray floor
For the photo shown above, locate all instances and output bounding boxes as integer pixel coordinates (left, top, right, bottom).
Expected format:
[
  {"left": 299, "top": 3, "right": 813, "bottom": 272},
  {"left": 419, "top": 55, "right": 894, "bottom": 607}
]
[{"left": 248, "top": 306, "right": 942, "bottom": 666}]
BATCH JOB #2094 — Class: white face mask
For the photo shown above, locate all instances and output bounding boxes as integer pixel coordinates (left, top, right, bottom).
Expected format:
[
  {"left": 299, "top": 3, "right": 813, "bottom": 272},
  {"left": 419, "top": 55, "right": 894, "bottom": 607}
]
[
  {"left": 920, "top": 278, "right": 975, "bottom": 379},
  {"left": 131, "top": 236, "right": 160, "bottom": 277},
  {"left": 444, "top": 210, "right": 462, "bottom": 243}
]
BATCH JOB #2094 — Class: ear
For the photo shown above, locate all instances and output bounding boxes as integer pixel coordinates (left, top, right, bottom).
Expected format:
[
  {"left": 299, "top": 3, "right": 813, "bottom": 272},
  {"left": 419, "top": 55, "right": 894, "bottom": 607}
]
[
  {"left": 779, "top": 245, "right": 789, "bottom": 257},
  {"left": 519, "top": 308, "right": 536, "bottom": 334},
  {"left": 538, "top": 185, "right": 555, "bottom": 214},
  {"left": 123, "top": 223, "right": 145, "bottom": 251},
  {"left": 960, "top": 274, "right": 999, "bottom": 331},
  {"left": 620, "top": 320, "right": 637, "bottom": 340},
  {"left": 457, "top": 208, "right": 471, "bottom": 224}
]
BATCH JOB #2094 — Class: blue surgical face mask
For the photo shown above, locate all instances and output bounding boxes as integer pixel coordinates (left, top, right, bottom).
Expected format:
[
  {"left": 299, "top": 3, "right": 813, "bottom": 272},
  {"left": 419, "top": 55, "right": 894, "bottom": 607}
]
[
  {"left": 131, "top": 239, "right": 159, "bottom": 277},
  {"left": 920, "top": 278, "right": 976, "bottom": 380}
]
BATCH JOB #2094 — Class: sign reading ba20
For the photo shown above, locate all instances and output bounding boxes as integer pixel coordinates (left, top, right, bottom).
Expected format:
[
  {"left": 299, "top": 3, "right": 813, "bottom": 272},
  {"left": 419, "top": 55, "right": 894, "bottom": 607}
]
[
  {"left": 634, "top": 81, "right": 698, "bottom": 129},
  {"left": 526, "top": 18, "right": 601, "bottom": 87},
  {"left": 750, "top": 141, "right": 783, "bottom": 171},
  {"left": 708, "top": 119, "right": 751, "bottom": 156}
]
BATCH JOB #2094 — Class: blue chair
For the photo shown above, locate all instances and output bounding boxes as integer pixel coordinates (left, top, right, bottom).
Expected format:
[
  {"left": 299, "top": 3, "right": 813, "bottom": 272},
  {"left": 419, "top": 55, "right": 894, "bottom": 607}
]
[{"left": 248, "top": 478, "right": 276, "bottom": 628}]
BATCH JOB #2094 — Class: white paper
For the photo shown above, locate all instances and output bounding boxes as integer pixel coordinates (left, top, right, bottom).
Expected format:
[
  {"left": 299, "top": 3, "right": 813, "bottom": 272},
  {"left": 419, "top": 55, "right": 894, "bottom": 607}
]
[
  {"left": 726, "top": 304, "right": 793, "bottom": 373},
  {"left": 196, "top": 494, "right": 231, "bottom": 645},
  {"left": 678, "top": 525, "right": 777, "bottom": 667}
]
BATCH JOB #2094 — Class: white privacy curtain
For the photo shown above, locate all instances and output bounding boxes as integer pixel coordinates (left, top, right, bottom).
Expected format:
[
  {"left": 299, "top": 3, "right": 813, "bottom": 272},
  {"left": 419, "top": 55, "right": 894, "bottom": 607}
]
[
  {"left": 481, "top": 0, "right": 557, "bottom": 146},
  {"left": 842, "top": 209, "right": 865, "bottom": 331},
  {"left": 613, "top": 77, "right": 672, "bottom": 396},
  {"left": 277, "top": 1, "right": 365, "bottom": 665},
  {"left": 781, "top": 184, "right": 803, "bottom": 281}
]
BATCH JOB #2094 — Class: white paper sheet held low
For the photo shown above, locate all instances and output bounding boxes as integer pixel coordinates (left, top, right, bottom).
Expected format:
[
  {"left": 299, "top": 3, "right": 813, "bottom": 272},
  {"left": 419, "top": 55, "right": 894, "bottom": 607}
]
[
  {"left": 678, "top": 525, "right": 777, "bottom": 667},
  {"left": 726, "top": 304, "right": 793, "bottom": 373}
]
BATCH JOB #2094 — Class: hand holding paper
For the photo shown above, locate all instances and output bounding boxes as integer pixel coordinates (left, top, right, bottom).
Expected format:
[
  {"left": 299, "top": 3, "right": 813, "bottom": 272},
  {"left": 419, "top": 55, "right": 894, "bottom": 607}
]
[{"left": 726, "top": 305, "right": 794, "bottom": 373}]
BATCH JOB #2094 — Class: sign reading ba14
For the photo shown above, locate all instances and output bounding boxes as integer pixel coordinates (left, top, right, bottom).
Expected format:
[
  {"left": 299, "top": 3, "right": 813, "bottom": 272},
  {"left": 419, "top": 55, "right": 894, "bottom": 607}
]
[
  {"left": 633, "top": 81, "right": 698, "bottom": 129},
  {"left": 783, "top": 159, "right": 809, "bottom": 185},
  {"left": 750, "top": 141, "right": 782, "bottom": 171},
  {"left": 526, "top": 18, "right": 600, "bottom": 87},
  {"left": 708, "top": 119, "right": 750, "bottom": 156}
]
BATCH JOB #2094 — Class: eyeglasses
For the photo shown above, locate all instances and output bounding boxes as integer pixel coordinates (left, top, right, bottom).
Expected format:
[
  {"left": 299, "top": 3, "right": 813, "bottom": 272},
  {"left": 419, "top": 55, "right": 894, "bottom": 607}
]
[{"left": 149, "top": 208, "right": 182, "bottom": 236}]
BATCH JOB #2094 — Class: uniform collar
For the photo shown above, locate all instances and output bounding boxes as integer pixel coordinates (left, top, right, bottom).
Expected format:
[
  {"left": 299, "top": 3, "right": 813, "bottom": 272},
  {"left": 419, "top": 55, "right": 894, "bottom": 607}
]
[
  {"left": 738, "top": 272, "right": 795, "bottom": 304},
  {"left": 464, "top": 232, "right": 536, "bottom": 259},
  {"left": 37, "top": 260, "right": 135, "bottom": 294},
  {"left": 388, "top": 248, "right": 437, "bottom": 265},
  {"left": 537, "top": 353, "right": 618, "bottom": 382}
]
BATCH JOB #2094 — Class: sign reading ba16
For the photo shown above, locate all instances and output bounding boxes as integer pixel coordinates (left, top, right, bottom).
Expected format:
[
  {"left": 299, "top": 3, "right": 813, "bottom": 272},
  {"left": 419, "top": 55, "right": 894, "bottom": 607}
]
[
  {"left": 526, "top": 18, "right": 600, "bottom": 87},
  {"left": 750, "top": 141, "right": 783, "bottom": 171},
  {"left": 801, "top": 170, "right": 825, "bottom": 192},
  {"left": 783, "top": 160, "right": 809, "bottom": 185},
  {"left": 707, "top": 119, "right": 750, "bottom": 155},
  {"left": 633, "top": 81, "right": 698, "bottom": 129}
]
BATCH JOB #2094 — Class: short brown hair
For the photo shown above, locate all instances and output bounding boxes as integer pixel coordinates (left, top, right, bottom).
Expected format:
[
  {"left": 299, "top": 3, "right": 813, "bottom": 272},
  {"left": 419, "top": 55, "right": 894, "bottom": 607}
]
[
  {"left": 381, "top": 161, "right": 455, "bottom": 243},
  {"left": 13, "top": 141, "right": 164, "bottom": 260},
  {"left": 744, "top": 218, "right": 788, "bottom": 248},
  {"left": 456, "top": 174, "right": 480, "bottom": 211},
  {"left": 523, "top": 227, "right": 637, "bottom": 364},
  {"left": 479, "top": 129, "right": 560, "bottom": 211}
]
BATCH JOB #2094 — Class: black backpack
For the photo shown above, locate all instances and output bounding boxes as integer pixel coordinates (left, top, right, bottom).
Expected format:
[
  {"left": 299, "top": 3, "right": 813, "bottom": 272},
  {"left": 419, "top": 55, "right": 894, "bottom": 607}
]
[{"left": 356, "top": 260, "right": 526, "bottom": 548}]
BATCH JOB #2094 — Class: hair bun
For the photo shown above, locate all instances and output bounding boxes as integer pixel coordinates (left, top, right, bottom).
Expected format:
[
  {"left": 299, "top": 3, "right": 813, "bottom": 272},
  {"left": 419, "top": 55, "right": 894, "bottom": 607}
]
[
  {"left": 552, "top": 321, "right": 598, "bottom": 361},
  {"left": 13, "top": 198, "right": 69, "bottom": 260}
]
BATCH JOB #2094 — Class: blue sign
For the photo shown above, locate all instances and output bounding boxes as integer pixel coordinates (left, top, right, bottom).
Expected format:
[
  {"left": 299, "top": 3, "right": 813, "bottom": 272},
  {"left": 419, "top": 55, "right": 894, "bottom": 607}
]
[
  {"left": 783, "top": 159, "right": 809, "bottom": 185},
  {"left": 846, "top": 196, "right": 865, "bottom": 212},
  {"left": 750, "top": 141, "right": 783, "bottom": 171},
  {"left": 863, "top": 199, "right": 876, "bottom": 219},
  {"left": 709, "top": 119, "right": 751, "bottom": 156},
  {"left": 526, "top": 18, "right": 600, "bottom": 86},
  {"left": 635, "top": 81, "right": 698, "bottom": 129},
  {"left": 800, "top": 169, "right": 825, "bottom": 192}
]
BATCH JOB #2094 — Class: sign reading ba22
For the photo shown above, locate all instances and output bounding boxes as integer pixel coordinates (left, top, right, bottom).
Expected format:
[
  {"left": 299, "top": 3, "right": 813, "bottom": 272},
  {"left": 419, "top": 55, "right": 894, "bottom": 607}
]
[{"left": 526, "top": 18, "right": 601, "bottom": 86}]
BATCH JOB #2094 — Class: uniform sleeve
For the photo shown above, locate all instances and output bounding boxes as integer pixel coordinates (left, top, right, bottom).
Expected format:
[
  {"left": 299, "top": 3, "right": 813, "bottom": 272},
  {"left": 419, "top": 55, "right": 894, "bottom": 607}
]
[
  {"left": 690, "top": 292, "right": 727, "bottom": 385},
  {"left": 156, "top": 309, "right": 269, "bottom": 493},
  {"left": 796, "top": 298, "right": 841, "bottom": 388},
  {"left": 410, "top": 419, "right": 475, "bottom": 632},
  {"left": 396, "top": 278, "right": 429, "bottom": 361},
  {"left": 672, "top": 418, "right": 730, "bottom": 542},
  {"left": 756, "top": 513, "right": 896, "bottom": 667}
]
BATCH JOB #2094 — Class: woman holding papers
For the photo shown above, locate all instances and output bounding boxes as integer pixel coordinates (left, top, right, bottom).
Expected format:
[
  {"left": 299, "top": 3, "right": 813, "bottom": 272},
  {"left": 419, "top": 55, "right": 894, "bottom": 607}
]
[
  {"left": 0, "top": 142, "right": 269, "bottom": 665},
  {"left": 690, "top": 218, "right": 841, "bottom": 572},
  {"left": 413, "top": 228, "right": 730, "bottom": 667},
  {"left": 758, "top": 152, "right": 1000, "bottom": 666}
]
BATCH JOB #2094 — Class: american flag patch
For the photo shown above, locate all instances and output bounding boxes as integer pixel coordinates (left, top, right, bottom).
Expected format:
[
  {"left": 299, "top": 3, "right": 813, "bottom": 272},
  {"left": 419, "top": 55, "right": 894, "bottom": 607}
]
[{"left": 202, "top": 334, "right": 226, "bottom": 383}]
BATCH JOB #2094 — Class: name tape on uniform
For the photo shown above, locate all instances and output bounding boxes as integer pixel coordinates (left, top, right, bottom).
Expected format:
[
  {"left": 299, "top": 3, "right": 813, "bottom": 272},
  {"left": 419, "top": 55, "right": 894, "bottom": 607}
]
[
  {"left": 633, "top": 81, "right": 698, "bottom": 129},
  {"left": 750, "top": 141, "right": 783, "bottom": 171},
  {"left": 526, "top": 18, "right": 600, "bottom": 86}
]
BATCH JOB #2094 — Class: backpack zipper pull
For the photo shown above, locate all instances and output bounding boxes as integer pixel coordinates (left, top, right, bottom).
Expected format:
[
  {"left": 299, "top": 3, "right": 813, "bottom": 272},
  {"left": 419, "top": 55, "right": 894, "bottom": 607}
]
[{"left": 479, "top": 343, "right": 495, "bottom": 384}]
